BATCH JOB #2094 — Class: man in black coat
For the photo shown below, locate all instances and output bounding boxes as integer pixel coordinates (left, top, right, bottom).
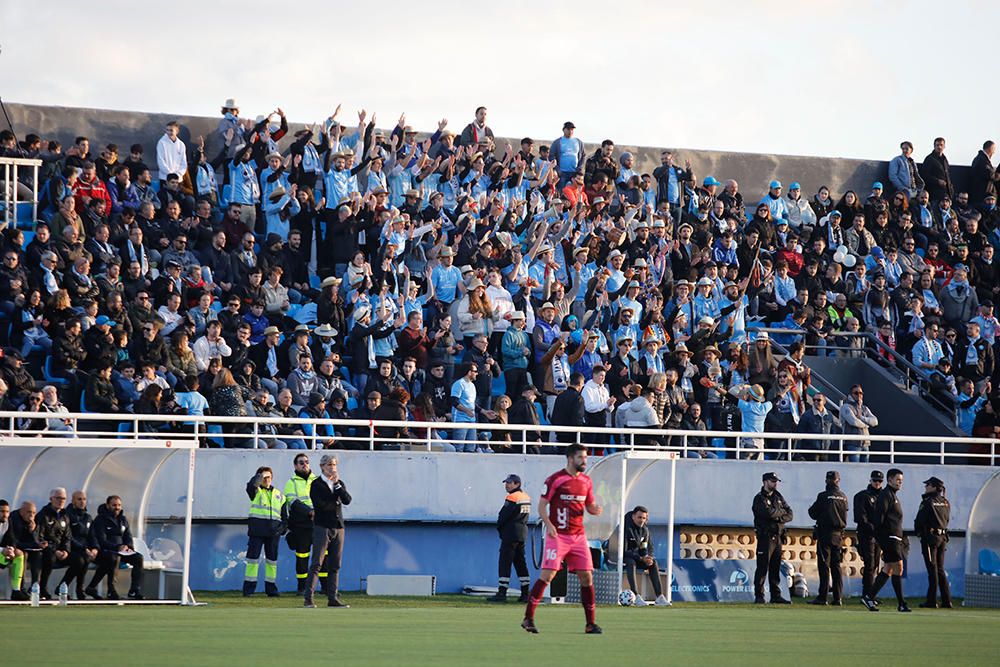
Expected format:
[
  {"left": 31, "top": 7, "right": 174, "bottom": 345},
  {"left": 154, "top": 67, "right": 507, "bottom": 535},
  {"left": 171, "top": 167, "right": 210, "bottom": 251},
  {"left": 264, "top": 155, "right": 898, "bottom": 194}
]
[
  {"left": 807, "top": 471, "right": 849, "bottom": 606},
  {"left": 85, "top": 495, "right": 144, "bottom": 600},
  {"left": 621, "top": 506, "right": 666, "bottom": 605},
  {"left": 969, "top": 141, "right": 1000, "bottom": 205},
  {"left": 59, "top": 490, "right": 97, "bottom": 600},
  {"left": 487, "top": 474, "right": 532, "bottom": 603},
  {"left": 550, "top": 372, "right": 586, "bottom": 446},
  {"left": 863, "top": 468, "right": 910, "bottom": 612},
  {"left": 304, "top": 455, "right": 352, "bottom": 609},
  {"left": 915, "top": 476, "right": 952, "bottom": 609},
  {"left": 508, "top": 385, "right": 542, "bottom": 454},
  {"left": 1, "top": 501, "right": 44, "bottom": 598},
  {"left": 920, "top": 137, "right": 954, "bottom": 203},
  {"left": 853, "top": 470, "right": 884, "bottom": 602},
  {"left": 36, "top": 487, "right": 72, "bottom": 599},
  {"left": 751, "top": 472, "right": 793, "bottom": 604}
]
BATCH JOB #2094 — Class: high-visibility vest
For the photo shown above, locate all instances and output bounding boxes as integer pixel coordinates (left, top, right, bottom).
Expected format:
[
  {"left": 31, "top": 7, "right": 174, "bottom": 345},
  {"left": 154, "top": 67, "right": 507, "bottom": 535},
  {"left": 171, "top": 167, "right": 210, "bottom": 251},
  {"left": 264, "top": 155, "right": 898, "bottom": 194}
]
[
  {"left": 248, "top": 486, "right": 284, "bottom": 522},
  {"left": 283, "top": 473, "right": 317, "bottom": 509}
]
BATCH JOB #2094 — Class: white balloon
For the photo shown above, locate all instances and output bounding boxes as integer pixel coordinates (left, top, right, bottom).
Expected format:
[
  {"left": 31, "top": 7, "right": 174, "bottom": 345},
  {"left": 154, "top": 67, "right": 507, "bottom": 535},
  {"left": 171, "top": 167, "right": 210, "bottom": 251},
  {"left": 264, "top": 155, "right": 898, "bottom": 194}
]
[
  {"left": 836, "top": 245, "right": 849, "bottom": 256},
  {"left": 832, "top": 251, "right": 846, "bottom": 264},
  {"left": 843, "top": 254, "right": 857, "bottom": 268}
]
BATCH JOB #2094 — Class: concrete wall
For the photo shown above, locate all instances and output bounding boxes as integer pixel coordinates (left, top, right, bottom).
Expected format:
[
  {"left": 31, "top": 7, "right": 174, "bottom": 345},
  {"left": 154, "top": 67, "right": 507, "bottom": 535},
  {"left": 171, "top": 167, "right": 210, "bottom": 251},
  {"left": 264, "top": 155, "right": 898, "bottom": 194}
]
[{"left": 6, "top": 101, "right": 973, "bottom": 198}]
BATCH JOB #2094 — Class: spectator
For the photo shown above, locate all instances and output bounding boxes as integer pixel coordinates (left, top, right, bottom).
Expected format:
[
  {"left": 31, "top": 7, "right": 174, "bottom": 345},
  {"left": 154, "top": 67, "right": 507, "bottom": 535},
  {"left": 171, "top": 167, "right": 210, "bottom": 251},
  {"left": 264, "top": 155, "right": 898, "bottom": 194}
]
[
  {"left": 839, "top": 384, "right": 878, "bottom": 462},
  {"left": 797, "top": 393, "right": 836, "bottom": 461}
]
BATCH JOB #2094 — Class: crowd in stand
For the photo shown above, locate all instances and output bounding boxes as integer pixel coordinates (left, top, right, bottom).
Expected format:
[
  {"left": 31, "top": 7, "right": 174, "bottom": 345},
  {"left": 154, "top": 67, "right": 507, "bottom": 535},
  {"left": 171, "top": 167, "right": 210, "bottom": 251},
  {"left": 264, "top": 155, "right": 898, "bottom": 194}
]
[{"left": 1, "top": 102, "right": 1000, "bottom": 455}]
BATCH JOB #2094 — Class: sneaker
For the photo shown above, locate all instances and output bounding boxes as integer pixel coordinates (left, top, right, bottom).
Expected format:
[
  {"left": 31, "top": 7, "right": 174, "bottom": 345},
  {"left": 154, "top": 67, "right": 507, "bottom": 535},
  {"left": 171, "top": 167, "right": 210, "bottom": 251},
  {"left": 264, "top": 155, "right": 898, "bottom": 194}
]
[
  {"left": 861, "top": 596, "right": 879, "bottom": 612},
  {"left": 585, "top": 623, "right": 603, "bottom": 634},
  {"left": 918, "top": 601, "right": 937, "bottom": 609},
  {"left": 10, "top": 589, "right": 30, "bottom": 602},
  {"left": 40, "top": 590, "right": 52, "bottom": 601},
  {"left": 897, "top": 603, "right": 912, "bottom": 613},
  {"left": 654, "top": 595, "right": 670, "bottom": 606},
  {"left": 830, "top": 599, "right": 843, "bottom": 607},
  {"left": 634, "top": 595, "right": 648, "bottom": 606},
  {"left": 107, "top": 589, "right": 121, "bottom": 601},
  {"left": 486, "top": 592, "right": 507, "bottom": 603},
  {"left": 521, "top": 618, "right": 538, "bottom": 634},
  {"left": 127, "top": 590, "right": 144, "bottom": 600},
  {"left": 304, "top": 600, "right": 316, "bottom": 608},
  {"left": 771, "top": 597, "right": 792, "bottom": 605},
  {"left": 84, "top": 587, "right": 103, "bottom": 600},
  {"left": 808, "top": 598, "right": 828, "bottom": 606},
  {"left": 518, "top": 591, "right": 529, "bottom": 603},
  {"left": 754, "top": 597, "right": 766, "bottom": 604},
  {"left": 327, "top": 598, "right": 350, "bottom": 608},
  {"left": 941, "top": 602, "right": 954, "bottom": 609},
  {"left": 266, "top": 591, "right": 281, "bottom": 598}
]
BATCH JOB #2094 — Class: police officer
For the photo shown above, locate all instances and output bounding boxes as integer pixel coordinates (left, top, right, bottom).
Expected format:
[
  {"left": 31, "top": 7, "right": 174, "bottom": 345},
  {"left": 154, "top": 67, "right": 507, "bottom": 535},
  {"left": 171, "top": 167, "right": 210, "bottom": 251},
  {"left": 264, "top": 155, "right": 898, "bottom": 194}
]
[
  {"left": 863, "top": 468, "right": 910, "bottom": 612},
  {"left": 282, "top": 453, "right": 318, "bottom": 594},
  {"left": 751, "top": 472, "right": 793, "bottom": 604},
  {"left": 36, "top": 487, "right": 72, "bottom": 599},
  {"left": 853, "top": 470, "right": 883, "bottom": 603},
  {"left": 488, "top": 474, "right": 532, "bottom": 602},
  {"left": 243, "top": 466, "right": 284, "bottom": 598},
  {"left": 915, "top": 476, "right": 952, "bottom": 608},
  {"left": 807, "top": 471, "right": 849, "bottom": 605},
  {"left": 60, "top": 490, "right": 97, "bottom": 600}
]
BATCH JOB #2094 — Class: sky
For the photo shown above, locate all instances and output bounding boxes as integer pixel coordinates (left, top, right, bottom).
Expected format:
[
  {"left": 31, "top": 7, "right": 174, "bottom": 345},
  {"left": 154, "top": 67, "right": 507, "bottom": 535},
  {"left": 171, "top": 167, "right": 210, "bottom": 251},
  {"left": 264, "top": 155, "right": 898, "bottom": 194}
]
[{"left": 2, "top": 0, "right": 998, "bottom": 162}]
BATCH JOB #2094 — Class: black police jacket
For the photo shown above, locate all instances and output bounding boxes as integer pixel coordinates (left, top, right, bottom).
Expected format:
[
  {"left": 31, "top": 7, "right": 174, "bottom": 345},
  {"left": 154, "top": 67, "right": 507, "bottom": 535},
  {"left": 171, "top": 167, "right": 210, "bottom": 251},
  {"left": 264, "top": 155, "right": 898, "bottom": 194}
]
[
  {"left": 37, "top": 503, "right": 71, "bottom": 552},
  {"left": 1, "top": 511, "right": 43, "bottom": 550},
  {"left": 497, "top": 488, "right": 530, "bottom": 543},
  {"left": 874, "top": 486, "right": 904, "bottom": 542},
  {"left": 66, "top": 505, "right": 94, "bottom": 551},
  {"left": 914, "top": 490, "right": 950, "bottom": 543},
  {"left": 853, "top": 485, "right": 879, "bottom": 537},
  {"left": 808, "top": 484, "right": 849, "bottom": 544},
  {"left": 752, "top": 488, "right": 793, "bottom": 536}
]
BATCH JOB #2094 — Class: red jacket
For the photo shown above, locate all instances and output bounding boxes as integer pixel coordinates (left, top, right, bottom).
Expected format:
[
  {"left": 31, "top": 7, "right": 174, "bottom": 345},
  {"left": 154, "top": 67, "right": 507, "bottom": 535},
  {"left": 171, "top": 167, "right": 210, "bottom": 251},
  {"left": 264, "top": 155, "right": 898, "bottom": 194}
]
[
  {"left": 775, "top": 248, "right": 804, "bottom": 277},
  {"left": 72, "top": 176, "right": 112, "bottom": 215}
]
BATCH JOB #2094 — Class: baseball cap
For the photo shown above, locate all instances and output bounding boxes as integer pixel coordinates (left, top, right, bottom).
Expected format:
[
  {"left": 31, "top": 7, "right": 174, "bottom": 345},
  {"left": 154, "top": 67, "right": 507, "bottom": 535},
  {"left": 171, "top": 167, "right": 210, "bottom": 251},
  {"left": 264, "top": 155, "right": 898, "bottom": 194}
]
[
  {"left": 762, "top": 472, "right": 781, "bottom": 482},
  {"left": 870, "top": 470, "right": 885, "bottom": 482},
  {"left": 503, "top": 474, "right": 522, "bottom": 484},
  {"left": 703, "top": 176, "right": 721, "bottom": 187},
  {"left": 789, "top": 182, "right": 801, "bottom": 190},
  {"left": 563, "top": 121, "right": 576, "bottom": 130},
  {"left": 872, "top": 181, "right": 884, "bottom": 190},
  {"left": 769, "top": 179, "right": 782, "bottom": 189}
]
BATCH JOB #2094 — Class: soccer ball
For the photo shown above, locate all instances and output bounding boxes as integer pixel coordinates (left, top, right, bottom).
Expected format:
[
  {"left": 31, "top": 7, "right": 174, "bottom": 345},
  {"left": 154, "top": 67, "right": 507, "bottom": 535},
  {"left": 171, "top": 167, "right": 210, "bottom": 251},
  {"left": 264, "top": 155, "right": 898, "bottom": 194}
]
[{"left": 618, "top": 590, "right": 636, "bottom": 606}]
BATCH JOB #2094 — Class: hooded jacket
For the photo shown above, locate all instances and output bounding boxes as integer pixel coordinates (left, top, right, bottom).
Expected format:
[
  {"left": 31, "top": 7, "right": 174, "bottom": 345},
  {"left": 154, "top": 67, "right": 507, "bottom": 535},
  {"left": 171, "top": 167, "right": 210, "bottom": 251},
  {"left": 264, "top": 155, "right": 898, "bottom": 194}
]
[{"left": 89, "top": 503, "right": 135, "bottom": 553}]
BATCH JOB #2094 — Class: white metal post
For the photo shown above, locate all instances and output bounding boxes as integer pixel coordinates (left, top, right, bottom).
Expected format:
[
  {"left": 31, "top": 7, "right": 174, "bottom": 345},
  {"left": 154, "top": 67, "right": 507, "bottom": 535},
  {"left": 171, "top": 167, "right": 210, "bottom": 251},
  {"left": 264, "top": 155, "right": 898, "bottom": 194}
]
[
  {"left": 666, "top": 453, "right": 676, "bottom": 606},
  {"left": 616, "top": 454, "right": 627, "bottom": 600},
  {"left": 181, "top": 447, "right": 196, "bottom": 605}
]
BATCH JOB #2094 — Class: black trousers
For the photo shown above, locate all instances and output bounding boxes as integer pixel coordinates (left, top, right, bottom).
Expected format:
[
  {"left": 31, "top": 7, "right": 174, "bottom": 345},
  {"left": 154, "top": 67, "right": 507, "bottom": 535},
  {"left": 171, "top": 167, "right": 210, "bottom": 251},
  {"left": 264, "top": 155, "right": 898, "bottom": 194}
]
[
  {"left": 305, "top": 526, "right": 344, "bottom": 603},
  {"left": 286, "top": 527, "right": 314, "bottom": 588},
  {"left": 504, "top": 368, "right": 529, "bottom": 400},
  {"left": 814, "top": 537, "right": 843, "bottom": 602},
  {"left": 855, "top": 534, "right": 881, "bottom": 598},
  {"left": 624, "top": 555, "right": 662, "bottom": 597},
  {"left": 59, "top": 549, "right": 92, "bottom": 594},
  {"left": 754, "top": 532, "right": 783, "bottom": 600},
  {"left": 498, "top": 539, "right": 529, "bottom": 582},
  {"left": 39, "top": 547, "right": 76, "bottom": 593},
  {"left": 921, "top": 538, "right": 952, "bottom": 606},
  {"left": 90, "top": 550, "right": 143, "bottom": 592},
  {"left": 584, "top": 410, "right": 609, "bottom": 446}
]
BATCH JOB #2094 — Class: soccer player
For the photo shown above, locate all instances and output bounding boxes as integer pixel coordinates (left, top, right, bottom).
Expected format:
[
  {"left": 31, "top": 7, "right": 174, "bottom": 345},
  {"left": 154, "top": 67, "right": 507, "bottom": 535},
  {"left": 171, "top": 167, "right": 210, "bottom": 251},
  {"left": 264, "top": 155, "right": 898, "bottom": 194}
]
[{"left": 522, "top": 444, "right": 603, "bottom": 635}]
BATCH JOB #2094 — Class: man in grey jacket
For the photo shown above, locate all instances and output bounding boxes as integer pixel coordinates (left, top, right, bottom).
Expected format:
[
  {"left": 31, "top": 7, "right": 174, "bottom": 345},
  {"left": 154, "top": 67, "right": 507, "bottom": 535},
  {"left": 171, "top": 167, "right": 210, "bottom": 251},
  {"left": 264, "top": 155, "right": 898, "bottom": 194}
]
[
  {"left": 888, "top": 141, "right": 924, "bottom": 198},
  {"left": 839, "top": 385, "right": 878, "bottom": 463}
]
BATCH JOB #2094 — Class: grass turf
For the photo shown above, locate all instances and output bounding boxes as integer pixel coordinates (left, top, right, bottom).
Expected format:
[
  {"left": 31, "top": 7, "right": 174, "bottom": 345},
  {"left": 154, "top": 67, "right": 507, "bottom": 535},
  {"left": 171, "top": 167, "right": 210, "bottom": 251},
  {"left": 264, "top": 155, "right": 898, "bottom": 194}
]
[{"left": 2, "top": 592, "right": 999, "bottom": 666}]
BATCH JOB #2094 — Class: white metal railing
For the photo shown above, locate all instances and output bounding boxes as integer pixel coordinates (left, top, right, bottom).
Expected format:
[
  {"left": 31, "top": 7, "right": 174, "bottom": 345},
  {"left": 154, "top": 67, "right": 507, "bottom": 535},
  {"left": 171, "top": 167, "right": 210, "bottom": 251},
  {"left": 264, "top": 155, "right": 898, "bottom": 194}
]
[
  {"left": 0, "top": 156, "right": 42, "bottom": 227},
  {"left": 0, "top": 411, "right": 996, "bottom": 465}
]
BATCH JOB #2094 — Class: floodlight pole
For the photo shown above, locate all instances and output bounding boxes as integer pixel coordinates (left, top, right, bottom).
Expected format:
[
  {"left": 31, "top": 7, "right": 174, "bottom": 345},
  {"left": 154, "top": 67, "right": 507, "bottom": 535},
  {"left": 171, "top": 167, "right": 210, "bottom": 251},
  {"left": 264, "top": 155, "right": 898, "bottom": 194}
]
[
  {"left": 181, "top": 447, "right": 196, "bottom": 605},
  {"left": 665, "top": 453, "right": 676, "bottom": 606},
  {"left": 616, "top": 453, "right": 627, "bottom": 601}
]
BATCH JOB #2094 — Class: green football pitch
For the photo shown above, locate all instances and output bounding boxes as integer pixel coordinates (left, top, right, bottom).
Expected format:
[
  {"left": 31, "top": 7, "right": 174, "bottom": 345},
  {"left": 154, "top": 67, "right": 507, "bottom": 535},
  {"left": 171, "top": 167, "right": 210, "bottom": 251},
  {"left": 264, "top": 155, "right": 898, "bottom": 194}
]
[{"left": 3, "top": 592, "right": 999, "bottom": 666}]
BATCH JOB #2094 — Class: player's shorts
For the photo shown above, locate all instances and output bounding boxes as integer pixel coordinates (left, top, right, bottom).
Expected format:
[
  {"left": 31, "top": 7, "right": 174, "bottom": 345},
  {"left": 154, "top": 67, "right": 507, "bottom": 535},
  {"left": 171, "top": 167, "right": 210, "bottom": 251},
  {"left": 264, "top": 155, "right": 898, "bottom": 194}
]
[
  {"left": 880, "top": 536, "right": 907, "bottom": 563},
  {"left": 540, "top": 532, "right": 593, "bottom": 572}
]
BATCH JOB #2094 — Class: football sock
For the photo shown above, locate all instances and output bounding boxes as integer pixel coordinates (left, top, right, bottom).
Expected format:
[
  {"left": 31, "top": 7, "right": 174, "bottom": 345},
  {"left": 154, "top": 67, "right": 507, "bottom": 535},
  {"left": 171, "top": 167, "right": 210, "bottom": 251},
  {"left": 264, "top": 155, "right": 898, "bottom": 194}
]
[
  {"left": 10, "top": 555, "right": 24, "bottom": 590},
  {"left": 891, "top": 575, "right": 904, "bottom": 605},
  {"left": 870, "top": 572, "right": 888, "bottom": 598},
  {"left": 580, "top": 585, "right": 596, "bottom": 625},
  {"left": 524, "top": 579, "right": 548, "bottom": 620}
]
